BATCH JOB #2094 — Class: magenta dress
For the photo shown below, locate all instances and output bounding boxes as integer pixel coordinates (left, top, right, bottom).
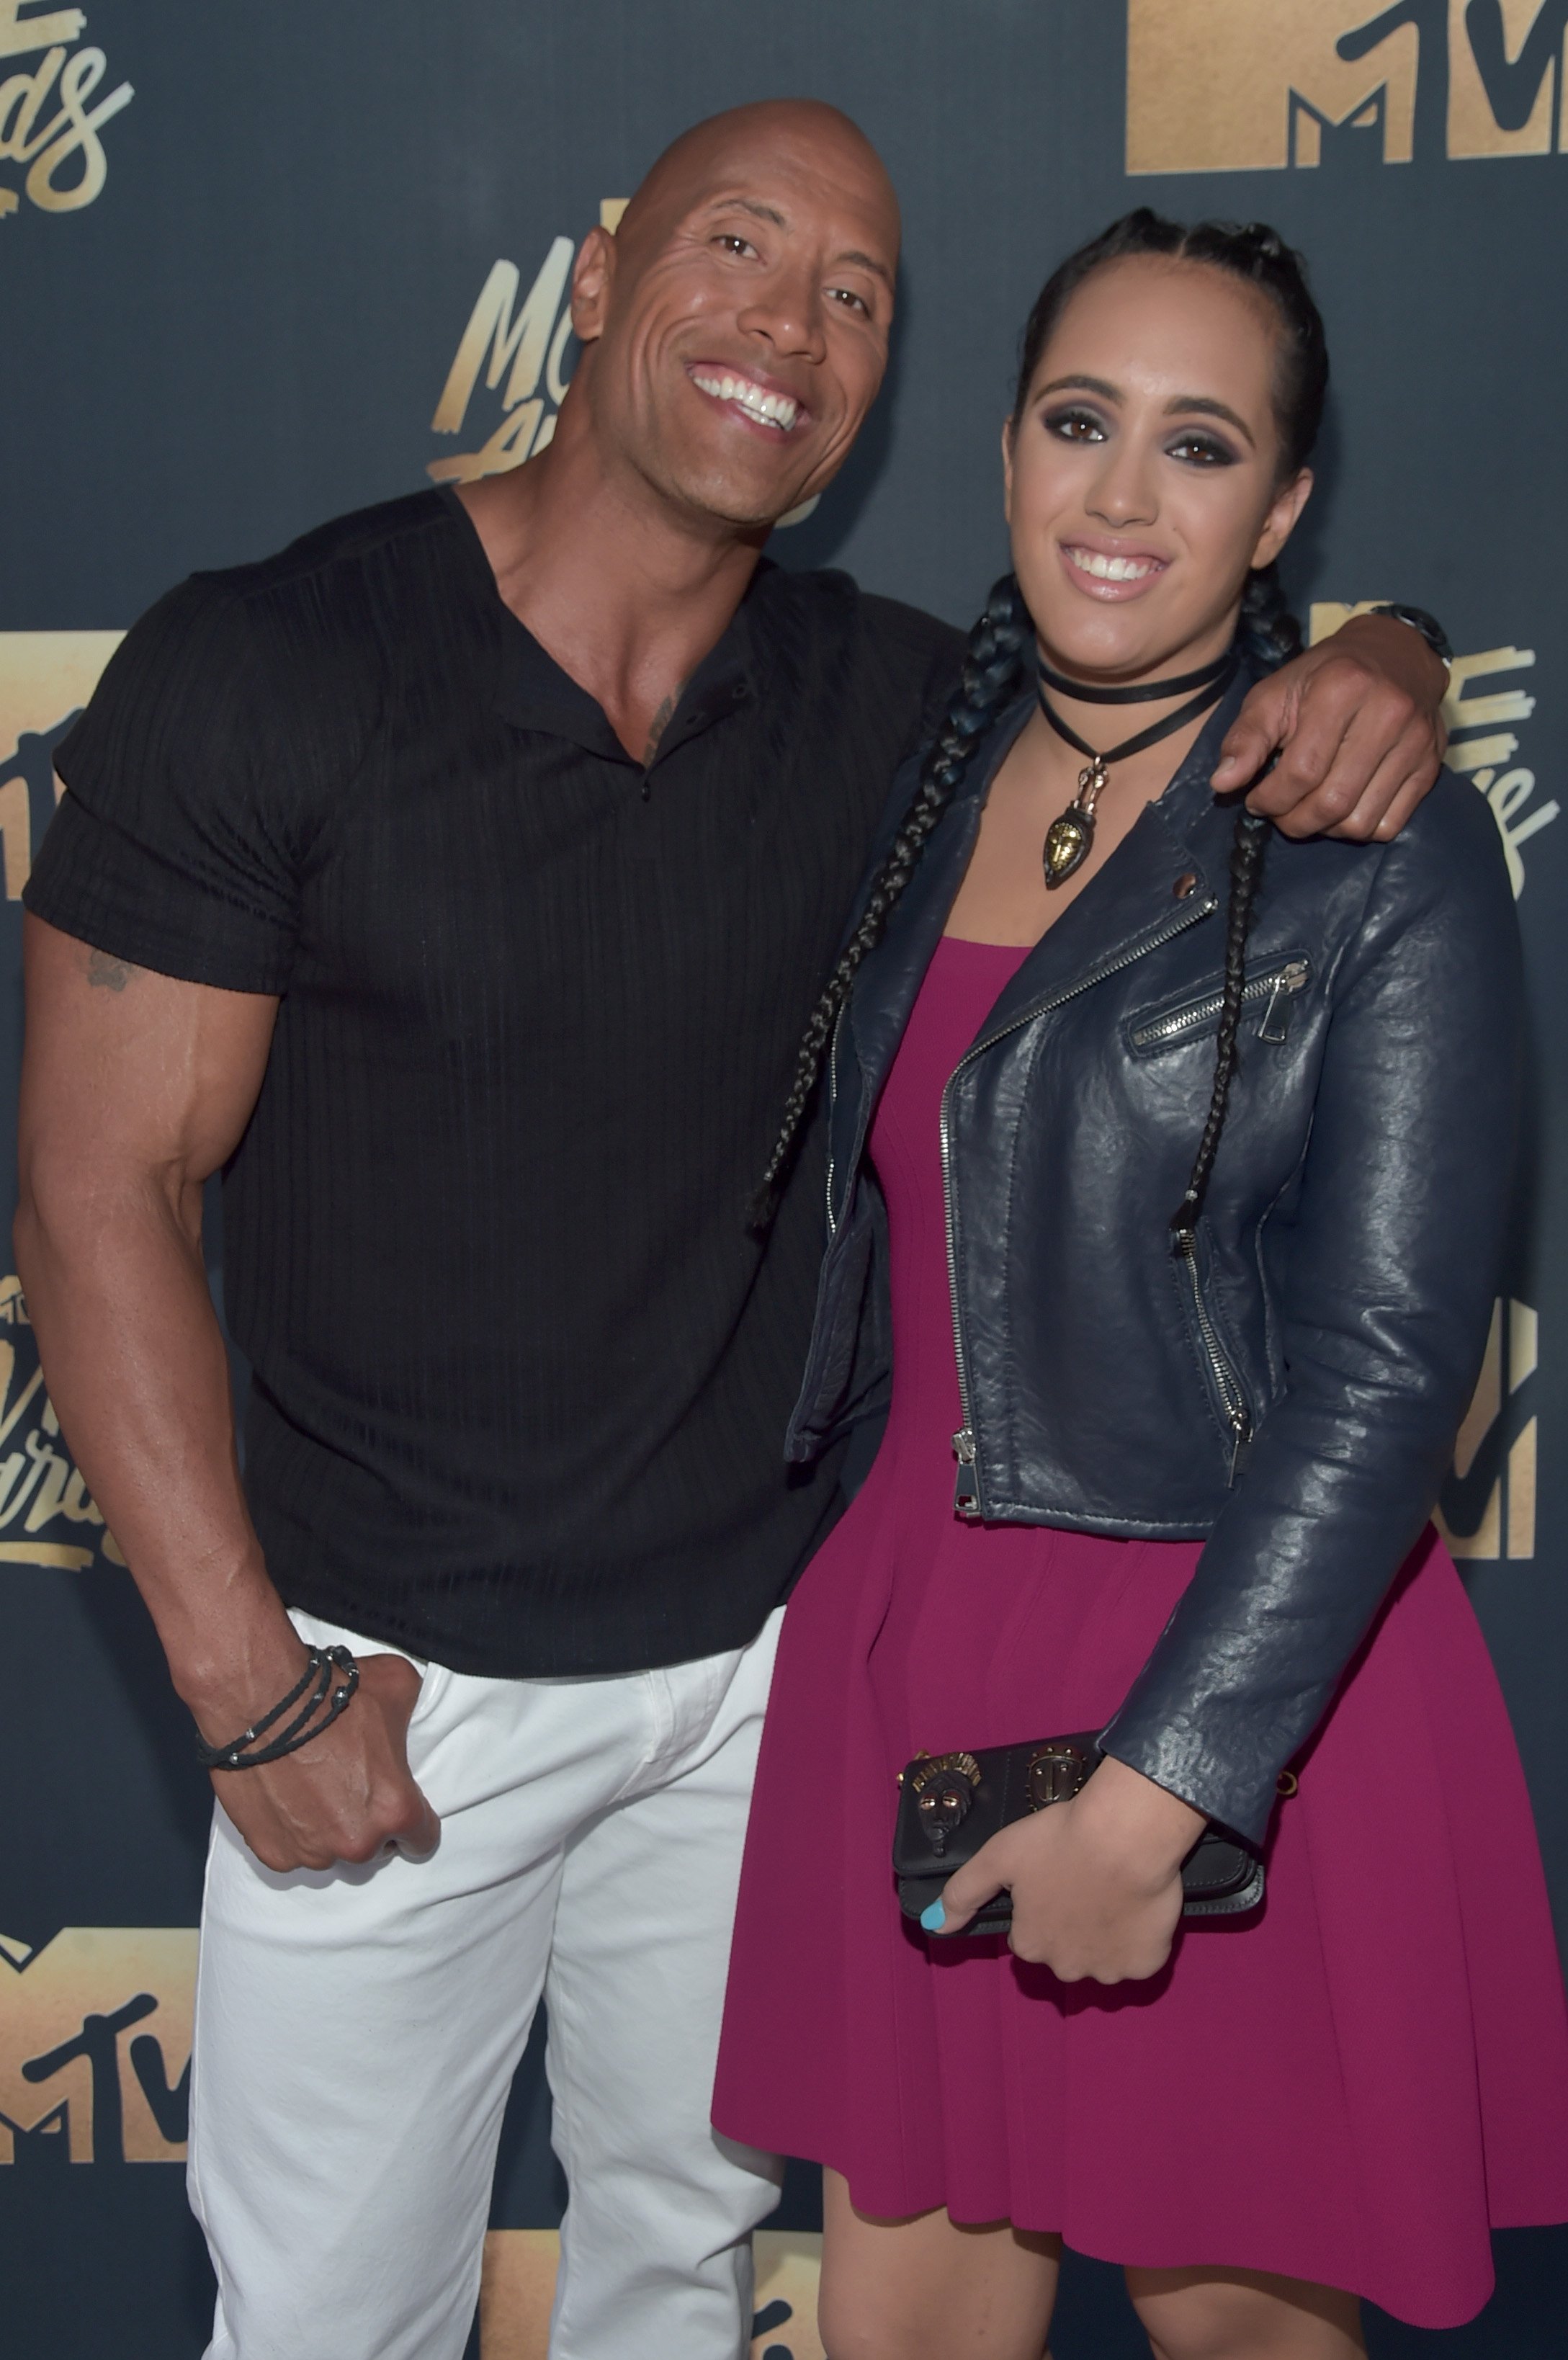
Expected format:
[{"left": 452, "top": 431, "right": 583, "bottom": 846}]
[{"left": 714, "top": 937, "right": 1568, "bottom": 2328}]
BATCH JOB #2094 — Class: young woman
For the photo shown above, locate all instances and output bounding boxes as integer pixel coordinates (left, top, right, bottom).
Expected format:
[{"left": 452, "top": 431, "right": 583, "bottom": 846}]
[{"left": 712, "top": 213, "right": 1568, "bottom": 2360}]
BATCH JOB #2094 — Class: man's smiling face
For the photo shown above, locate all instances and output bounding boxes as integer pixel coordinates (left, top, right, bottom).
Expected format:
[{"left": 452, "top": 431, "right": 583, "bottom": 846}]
[{"left": 570, "top": 102, "right": 900, "bottom": 531}]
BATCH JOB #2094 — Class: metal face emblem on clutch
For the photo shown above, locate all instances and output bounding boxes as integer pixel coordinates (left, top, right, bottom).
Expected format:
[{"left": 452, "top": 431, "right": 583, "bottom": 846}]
[
  {"left": 909, "top": 1751, "right": 982, "bottom": 1854},
  {"left": 1025, "top": 1741, "right": 1091, "bottom": 1810}
]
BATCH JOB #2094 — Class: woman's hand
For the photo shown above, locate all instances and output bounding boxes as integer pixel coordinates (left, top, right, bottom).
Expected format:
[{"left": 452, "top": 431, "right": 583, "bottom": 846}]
[{"left": 926, "top": 1754, "right": 1206, "bottom": 1984}]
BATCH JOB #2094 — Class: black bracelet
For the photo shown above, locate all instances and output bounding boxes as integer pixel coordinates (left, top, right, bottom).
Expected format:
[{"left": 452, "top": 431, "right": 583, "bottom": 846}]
[
  {"left": 195, "top": 1645, "right": 360, "bottom": 1771},
  {"left": 1365, "top": 603, "right": 1453, "bottom": 668}
]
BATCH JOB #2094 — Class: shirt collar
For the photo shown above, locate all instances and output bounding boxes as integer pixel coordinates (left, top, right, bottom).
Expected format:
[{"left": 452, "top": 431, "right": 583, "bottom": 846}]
[{"left": 438, "top": 486, "right": 773, "bottom": 764}]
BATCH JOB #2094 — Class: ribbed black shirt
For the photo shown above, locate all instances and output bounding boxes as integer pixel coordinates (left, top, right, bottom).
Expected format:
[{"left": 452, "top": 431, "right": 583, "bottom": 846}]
[{"left": 27, "top": 489, "right": 962, "bottom": 1674}]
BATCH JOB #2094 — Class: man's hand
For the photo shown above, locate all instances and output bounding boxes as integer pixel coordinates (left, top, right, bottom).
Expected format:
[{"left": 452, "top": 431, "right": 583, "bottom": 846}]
[
  {"left": 16, "top": 918, "right": 441, "bottom": 1879},
  {"left": 194, "top": 1648, "right": 440, "bottom": 1874},
  {"left": 1212, "top": 612, "right": 1448, "bottom": 842},
  {"left": 926, "top": 1754, "right": 1205, "bottom": 1984}
]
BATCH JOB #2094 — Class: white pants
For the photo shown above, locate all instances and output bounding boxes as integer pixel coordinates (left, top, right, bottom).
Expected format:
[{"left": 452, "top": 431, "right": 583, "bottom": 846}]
[{"left": 188, "top": 1606, "right": 786, "bottom": 2360}]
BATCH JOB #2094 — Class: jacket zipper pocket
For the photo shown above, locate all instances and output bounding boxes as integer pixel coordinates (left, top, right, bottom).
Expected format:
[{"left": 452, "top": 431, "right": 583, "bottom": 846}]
[
  {"left": 1129, "top": 957, "right": 1309, "bottom": 1053},
  {"left": 1175, "top": 1228, "right": 1253, "bottom": 1484},
  {"left": 952, "top": 1425, "right": 980, "bottom": 1515}
]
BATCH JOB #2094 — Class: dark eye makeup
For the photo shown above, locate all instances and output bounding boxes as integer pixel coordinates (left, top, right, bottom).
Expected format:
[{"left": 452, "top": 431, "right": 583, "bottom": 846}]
[
  {"left": 1042, "top": 403, "right": 1107, "bottom": 443},
  {"left": 1041, "top": 403, "right": 1242, "bottom": 469},
  {"left": 1165, "top": 429, "right": 1240, "bottom": 468}
]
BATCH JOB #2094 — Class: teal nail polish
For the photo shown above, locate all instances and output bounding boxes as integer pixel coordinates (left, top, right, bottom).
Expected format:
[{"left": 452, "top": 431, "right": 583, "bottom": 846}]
[{"left": 920, "top": 1900, "right": 946, "bottom": 1933}]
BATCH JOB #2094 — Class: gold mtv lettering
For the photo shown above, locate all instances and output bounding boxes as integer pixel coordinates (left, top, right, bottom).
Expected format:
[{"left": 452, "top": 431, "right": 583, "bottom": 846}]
[
  {"left": 0, "top": 1927, "right": 197, "bottom": 2163},
  {"left": 428, "top": 204, "right": 628, "bottom": 489},
  {"left": 0, "top": 630, "right": 122, "bottom": 897},
  {"left": 429, "top": 238, "right": 576, "bottom": 480},
  {"left": 1433, "top": 1297, "right": 1538, "bottom": 1560},
  {"left": 1448, "top": 0, "right": 1568, "bottom": 158},
  {"left": 0, "top": 6, "right": 86, "bottom": 62},
  {"left": 1128, "top": 2, "right": 1568, "bottom": 170},
  {"left": 1127, "top": 2, "right": 1420, "bottom": 173}
]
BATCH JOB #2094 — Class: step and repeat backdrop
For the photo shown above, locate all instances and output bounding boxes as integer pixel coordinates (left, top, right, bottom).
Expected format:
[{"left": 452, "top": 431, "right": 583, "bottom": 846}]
[{"left": 2, "top": 4, "right": 1566, "bottom": 2354}]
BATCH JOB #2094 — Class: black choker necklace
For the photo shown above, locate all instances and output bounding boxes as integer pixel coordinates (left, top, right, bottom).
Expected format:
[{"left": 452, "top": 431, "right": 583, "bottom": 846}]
[{"left": 1036, "top": 645, "right": 1238, "bottom": 888}]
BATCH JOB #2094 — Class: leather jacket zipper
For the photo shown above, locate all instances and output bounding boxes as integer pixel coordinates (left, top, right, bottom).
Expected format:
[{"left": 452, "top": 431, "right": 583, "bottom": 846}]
[
  {"left": 1174, "top": 1228, "right": 1253, "bottom": 1483},
  {"left": 1129, "top": 957, "right": 1309, "bottom": 1051},
  {"left": 941, "top": 893, "right": 1220, "bottom": 1517},
  {"left": 825, "top": 1005, "right": 846, "bottom": 1238}
]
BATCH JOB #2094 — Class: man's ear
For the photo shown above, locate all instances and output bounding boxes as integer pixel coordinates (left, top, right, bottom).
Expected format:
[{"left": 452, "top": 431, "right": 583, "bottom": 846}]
[
  {"left": 1000, "top": 417, "right": 1016, "bottom": 528},
  {"left": 570, "top": 225, "right": 617, "bottom": 344},
  {"left": 1251, "top": 466, "right": 1313, "bottom": 571}
]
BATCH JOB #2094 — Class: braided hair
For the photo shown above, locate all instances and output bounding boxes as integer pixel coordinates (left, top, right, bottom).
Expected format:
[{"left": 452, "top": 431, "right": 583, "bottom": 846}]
[
  {"left": 1014, "top": 209, "right": 1327, "bottom": 1240},
  {"left": 748, "top": 574, "right": 1031, "bottom": 1225},
  {"left": 750, "top": 209, "right": 1327, "bottom": 1235}
]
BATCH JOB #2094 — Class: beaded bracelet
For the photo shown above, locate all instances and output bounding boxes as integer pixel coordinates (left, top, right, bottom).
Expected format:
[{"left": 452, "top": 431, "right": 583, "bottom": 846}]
[{"left": 195, "top": 1645, "right": 360, "bottom": 1771}]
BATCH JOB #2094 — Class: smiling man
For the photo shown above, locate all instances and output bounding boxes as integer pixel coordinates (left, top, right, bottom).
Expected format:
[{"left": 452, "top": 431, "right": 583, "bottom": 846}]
[{"left": 15, "top": 101, "right": 1449, "bottom": 2360}]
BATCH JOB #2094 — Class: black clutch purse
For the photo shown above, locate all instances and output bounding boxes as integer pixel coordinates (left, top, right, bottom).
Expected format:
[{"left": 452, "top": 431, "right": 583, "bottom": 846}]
[{"left": 894, "top": 1733, "right": 1264, "bottom": 1937}]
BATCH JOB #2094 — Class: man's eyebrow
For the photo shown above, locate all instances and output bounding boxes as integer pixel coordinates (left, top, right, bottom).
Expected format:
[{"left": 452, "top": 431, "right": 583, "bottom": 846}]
[
  {"left": 702, "top": 196, "right": 895, "bottom": 289},
  {"left": 833, "top": 246, "right": 894, "bottom": 290},
  {"left": 705, "top": 196, "right": 789, "bottom": 229}
]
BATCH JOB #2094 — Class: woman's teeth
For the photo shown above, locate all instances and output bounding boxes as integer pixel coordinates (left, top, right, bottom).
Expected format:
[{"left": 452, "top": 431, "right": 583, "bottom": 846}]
[
  {"left": 1065, "top": 547, "right": 1160, "bottom": 582},
  {"left": 691, "top": 372, "right": 799, "bottom": 432}
]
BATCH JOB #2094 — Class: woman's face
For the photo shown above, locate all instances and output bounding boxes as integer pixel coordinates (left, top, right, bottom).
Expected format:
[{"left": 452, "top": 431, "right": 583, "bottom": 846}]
[{"left": 1004, "top": 254, "right": 1313, "bottom": 681}]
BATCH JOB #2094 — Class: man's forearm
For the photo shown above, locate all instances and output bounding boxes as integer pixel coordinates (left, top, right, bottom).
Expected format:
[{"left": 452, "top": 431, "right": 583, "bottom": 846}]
[{"left": 14, "top": 1179, "right": 305, "bottom": 1729}]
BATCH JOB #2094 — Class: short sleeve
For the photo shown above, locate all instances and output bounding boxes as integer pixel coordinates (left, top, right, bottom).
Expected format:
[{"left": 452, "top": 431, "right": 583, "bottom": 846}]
[{"left": 24, "top": 576, "right": 303, "bottom": 994}]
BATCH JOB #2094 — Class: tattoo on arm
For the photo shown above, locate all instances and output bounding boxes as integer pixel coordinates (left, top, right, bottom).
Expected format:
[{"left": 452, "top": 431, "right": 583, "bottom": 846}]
[
  {"left": 86, "top": 949, "right": 140, "bottom": 993},
  {"left": 642, "top": 693, "right": 677, "bottom": 768}
]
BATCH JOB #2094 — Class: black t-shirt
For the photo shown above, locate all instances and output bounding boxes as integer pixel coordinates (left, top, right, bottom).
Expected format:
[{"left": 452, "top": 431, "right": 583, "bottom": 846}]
[{"left": 27, "top": 489, "right": 962, "bottom": 1675}]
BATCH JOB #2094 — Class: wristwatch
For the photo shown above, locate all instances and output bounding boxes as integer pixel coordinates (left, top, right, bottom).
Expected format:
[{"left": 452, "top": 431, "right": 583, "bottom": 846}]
[{"left": 1366, "top": 604, "right": 1453, "bottom": 670}]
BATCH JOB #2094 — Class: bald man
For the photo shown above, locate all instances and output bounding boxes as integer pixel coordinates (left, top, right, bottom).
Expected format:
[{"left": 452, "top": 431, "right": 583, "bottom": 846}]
[{"left": 17, "top": 102, "right": 1449, "bottom": 2360}]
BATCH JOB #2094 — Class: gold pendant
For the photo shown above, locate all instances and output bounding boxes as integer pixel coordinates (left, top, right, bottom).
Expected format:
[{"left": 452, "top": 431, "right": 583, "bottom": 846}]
[
  {"left": 1042, "top": 759, "right": 1107, "bottom": 890},
  {"left": 1043, "top": 809, "right": 1093, "bottom": 885}
]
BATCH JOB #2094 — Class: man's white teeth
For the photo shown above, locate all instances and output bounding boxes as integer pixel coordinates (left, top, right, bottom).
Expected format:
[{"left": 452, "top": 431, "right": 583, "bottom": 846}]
[
  {"left": 692, "top": 372, "right": 799, "bottom": 430},
  {"left": 1067, "top": 547, "right": 1157, "bottom": 582}
]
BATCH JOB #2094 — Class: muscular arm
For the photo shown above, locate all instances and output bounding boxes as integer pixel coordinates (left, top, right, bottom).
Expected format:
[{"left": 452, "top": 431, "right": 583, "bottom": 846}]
[
  {"left": 1217, "top": 611, "right": 1450, "bottom": 840},
  {"left": 15, "top": 916, "right": 437, "bottom": 1868}
]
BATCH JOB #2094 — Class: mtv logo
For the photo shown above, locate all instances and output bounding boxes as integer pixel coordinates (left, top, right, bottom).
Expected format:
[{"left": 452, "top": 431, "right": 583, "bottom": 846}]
[
  {"left": 428, "top": 201, "right": 627, "bottom": 488},
  {"left": 1128, "top": 1, "right": 1423, "bottom": 171},
  {"left": 0, "top": 631, "right": 122, "bottom": 899},
  {"left": 1127, "top": 2, "right": 1568, "bottom": 173},
  {"left": 0, "top": 1927, "right": 197, "bottom": 2164}
]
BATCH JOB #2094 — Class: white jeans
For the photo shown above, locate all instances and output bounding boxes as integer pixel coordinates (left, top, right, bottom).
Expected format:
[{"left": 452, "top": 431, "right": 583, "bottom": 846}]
[{"left": 188, "top": 1606, "right": 786, "bottom": 2360}]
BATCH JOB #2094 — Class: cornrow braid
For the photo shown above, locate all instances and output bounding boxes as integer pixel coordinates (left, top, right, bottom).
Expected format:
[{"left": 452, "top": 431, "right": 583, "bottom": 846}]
[
  {"left": 1237, "top": 561, "right": 1303, "bottom": 672},
  {"left": 1166, "top": 565, "right": 1297, "bottom": 1238},
  {"left": 747, "top": 573, "right": 1030, "bottom": 1228},
  {"left": 1170, "top": 803, "right": 1271, "bottom": 1244}
]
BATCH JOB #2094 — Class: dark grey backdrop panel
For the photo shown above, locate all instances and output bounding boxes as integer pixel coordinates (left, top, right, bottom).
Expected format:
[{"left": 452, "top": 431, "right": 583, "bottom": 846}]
[{"left": 1, "top": 4, "right": 1564, "bottom": 2354}]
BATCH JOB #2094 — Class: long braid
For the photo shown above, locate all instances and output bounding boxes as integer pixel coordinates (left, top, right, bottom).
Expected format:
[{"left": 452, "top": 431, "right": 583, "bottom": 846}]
[
  {"left": 748, "top": 574, "right": 1029, "bottom": 1228},
  {"left": 1236, "top": 560, "right": 1303, "bottom": 671},
  {"left": 1167, "top": 555, "right": 1303, "bottom": 1238},
  {"left": 1170, "top": 805, "right": 1271, "bottom": 1242}
]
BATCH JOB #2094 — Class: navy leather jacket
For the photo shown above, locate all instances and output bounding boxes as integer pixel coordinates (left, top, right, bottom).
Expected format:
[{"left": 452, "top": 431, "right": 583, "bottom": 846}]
[{"left": 786, "top": 677, "right": 1521, "bottom": 1843}]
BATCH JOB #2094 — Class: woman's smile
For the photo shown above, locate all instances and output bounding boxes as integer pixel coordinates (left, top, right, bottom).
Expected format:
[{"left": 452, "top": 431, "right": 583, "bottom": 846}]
[{"left": 1057, "top": 536, "right": 1170, "bottom": 599}]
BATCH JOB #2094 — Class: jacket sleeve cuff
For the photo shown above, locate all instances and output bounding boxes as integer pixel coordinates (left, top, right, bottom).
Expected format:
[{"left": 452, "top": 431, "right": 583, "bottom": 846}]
[{"left": 1096, "top": 1715, "right": 1276, "bottom": 1850}]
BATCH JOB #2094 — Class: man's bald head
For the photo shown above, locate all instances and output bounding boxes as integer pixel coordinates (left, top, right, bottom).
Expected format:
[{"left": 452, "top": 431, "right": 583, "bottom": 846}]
[
  {"left": 617, "top": 100, "right": 900, "bottom": 266},
  {"left": 559, "top": 98, "right": 900, "bottom": 533}
]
